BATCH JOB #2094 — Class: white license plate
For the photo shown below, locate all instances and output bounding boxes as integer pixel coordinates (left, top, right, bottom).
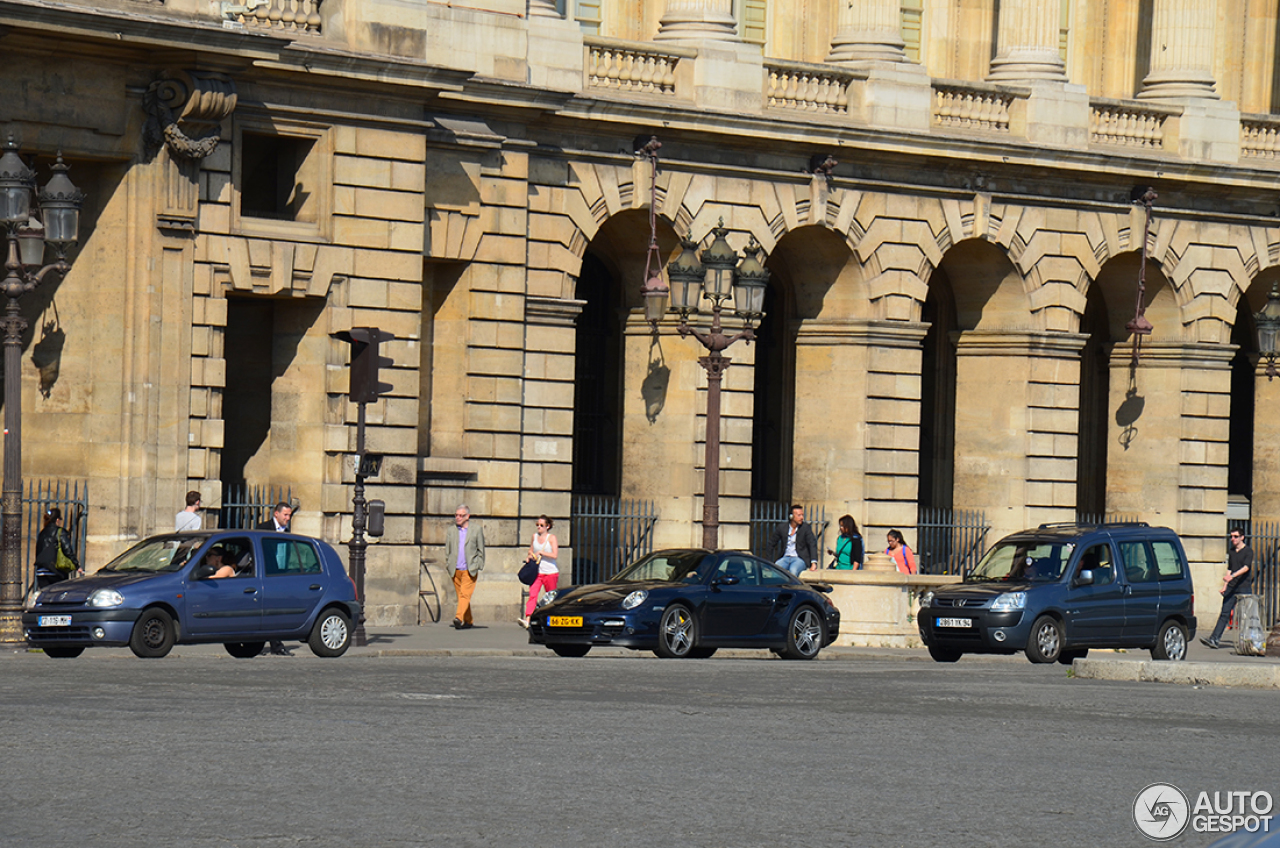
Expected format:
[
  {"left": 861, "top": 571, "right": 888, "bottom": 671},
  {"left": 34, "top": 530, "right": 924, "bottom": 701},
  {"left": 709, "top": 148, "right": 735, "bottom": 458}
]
[
  {"left": 935, "top": 617, "right": 972, "bottom": 628},
  {"left": 38, "top": 615, "right": 71, "bottom": 627}
]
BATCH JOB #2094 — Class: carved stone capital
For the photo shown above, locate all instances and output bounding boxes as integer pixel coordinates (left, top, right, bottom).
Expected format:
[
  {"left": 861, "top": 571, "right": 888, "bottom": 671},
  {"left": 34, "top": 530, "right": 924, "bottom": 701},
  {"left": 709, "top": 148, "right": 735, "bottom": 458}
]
[{"left": 143, "top": 70, "right": 238, "bottom": 161}]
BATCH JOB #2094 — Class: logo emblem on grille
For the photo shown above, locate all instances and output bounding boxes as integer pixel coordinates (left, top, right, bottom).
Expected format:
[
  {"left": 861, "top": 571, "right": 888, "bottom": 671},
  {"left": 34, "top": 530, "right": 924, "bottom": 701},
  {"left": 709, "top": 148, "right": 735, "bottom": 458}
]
[{"left": 954, "top": 599, "right": 966, "bottom": 607}]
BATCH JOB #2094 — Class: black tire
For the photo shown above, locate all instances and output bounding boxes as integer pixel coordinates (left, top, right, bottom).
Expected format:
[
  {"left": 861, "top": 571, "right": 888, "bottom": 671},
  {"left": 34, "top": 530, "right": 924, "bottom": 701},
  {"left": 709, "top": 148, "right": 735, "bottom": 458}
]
[
  {"left": 551, "top": 644, "right": 591, "bottom": 657},
  {"left": 308, "top": 609, "right": 352, "bottom": 657},
  {"left": 1058, "top": 649, "right": 1088, "bottom": 665},
  {"left": 1151, "top": 620, "right": 1188, "bottom": 661},
  {"left": 129, "top": 608, "right": 176, "bottom": 658},
  {"left": 655, "top": 604, "right": 696, "bottom": 658},
  {"left": 780, "top": 606, "right": 825, "bottom": 660},
  {"left": 1024, "top": 615, "right": 1064, "bottom": 664},
  {"left": 43, "top": 646, "right": 84, "bottom": 658},
  {"left": 688, "top": 647, "right": 718, "bottom": 659},
  {"left": 928, "top": 645, "right": 962, "bottom": 663},
  {"left": 225, "top": 641, "right": 265, "bottom": 659}
]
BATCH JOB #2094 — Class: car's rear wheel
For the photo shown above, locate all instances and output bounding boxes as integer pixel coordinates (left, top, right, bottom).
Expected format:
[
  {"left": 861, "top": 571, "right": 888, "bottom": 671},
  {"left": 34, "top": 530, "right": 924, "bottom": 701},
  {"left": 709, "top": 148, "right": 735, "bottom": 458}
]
[
  {"left": 1024, "top": 615, "right": 1063, "bottom": 664},
  {"left": 1058, "top": 649, "right": 1088, "bottom": 664},
  {"left": 655, "top": 604, "right": 695, "bottom": 658},
  {"left": 129, "top": 608, "right": 176, "bottom": 658},
  {"left": 688, "top": 647, "right": 717, "bottom": 659},
  {"left": 43, "top": 646, "right": 84, "bottom": 659},
  {"left": 928, "top": 645, "right": 962, "bottom": 663},
  {"left": 225, "top": 641, "right": 265, "bottom": 659},
  {"left": 1151, "top": 620, "right": 1188, "bottom": 661},
  {"left": 308, "top": 609, "right": 352, "bottom": 657},
  {"left": 551, "top": 644, "right": 590, "bottom": 657},
  {"left": 780, "top": 606, "right": 824, "bottom": 660}
]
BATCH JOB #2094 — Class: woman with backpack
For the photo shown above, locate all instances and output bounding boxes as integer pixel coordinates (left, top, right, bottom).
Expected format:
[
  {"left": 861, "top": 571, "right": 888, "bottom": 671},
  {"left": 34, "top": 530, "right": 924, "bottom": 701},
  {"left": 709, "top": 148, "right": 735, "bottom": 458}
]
[
  {"left": 885, "top": 528, "right": 917, "bottom": 575},
  {"left": 34, "top": 507, "right": 80, "bottom": 588},
  {"left": 827, "top": 515, "right": 864, "bottom": 570}
]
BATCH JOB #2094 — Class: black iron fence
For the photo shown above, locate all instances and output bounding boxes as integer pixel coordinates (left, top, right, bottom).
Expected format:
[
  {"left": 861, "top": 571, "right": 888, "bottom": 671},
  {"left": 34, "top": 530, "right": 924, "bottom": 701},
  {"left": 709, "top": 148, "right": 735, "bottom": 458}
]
[
  {"left": 21, "top": 478, "right": 88, "bottom": 587},
  {"left": 749, "top": 501, "right": 828, "bottom": 562},
  {"left": 1227, "top": 518, "right": 1279, "bottom": 630},
  {"left": 219, "top": 483, "right": 294, "bottom": 530},
  {"left": 916, "top": 507, "right": 990, "bottom": 575},
  {"left": 570, "top": 495, "right": 658, "bottom": 584}
]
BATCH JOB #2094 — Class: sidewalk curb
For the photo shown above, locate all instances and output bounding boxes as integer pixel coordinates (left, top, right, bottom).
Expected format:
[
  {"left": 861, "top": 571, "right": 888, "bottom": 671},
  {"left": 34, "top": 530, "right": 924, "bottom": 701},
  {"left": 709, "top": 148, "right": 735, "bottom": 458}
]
[{"left": 1073, "top": 658, "right": 1280, "bottom": 690}]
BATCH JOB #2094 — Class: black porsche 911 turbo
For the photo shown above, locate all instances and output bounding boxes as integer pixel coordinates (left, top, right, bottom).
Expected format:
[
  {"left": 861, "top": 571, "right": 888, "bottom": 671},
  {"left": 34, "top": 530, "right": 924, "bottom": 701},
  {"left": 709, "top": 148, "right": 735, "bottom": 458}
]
[{"left": 527, "top": 548, "right": 841, "bottom": 659}]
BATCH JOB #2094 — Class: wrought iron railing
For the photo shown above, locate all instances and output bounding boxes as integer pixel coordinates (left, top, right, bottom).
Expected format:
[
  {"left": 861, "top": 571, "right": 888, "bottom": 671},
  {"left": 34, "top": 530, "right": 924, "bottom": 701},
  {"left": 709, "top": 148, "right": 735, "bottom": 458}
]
[
  {"left": 219, "top": 483, "right": 295, "bottom": 530},
  {"left": 916, "top": 507, "right": 989, "bottom": 575},
  {"left": 1075, "top": 512, "right": 1139, "bottom": 526},
  {"left": 21, "top": 478, "right": 88, "bottom": 586},
  {"left": 570, "top": 495, "right": 658, "bottom": 585},
  {"left": 749, "top": 501, "right": 828, "bottom": 563},
  {"left": 1227, "top": 518, "right": 1280, "bottom": 630}
]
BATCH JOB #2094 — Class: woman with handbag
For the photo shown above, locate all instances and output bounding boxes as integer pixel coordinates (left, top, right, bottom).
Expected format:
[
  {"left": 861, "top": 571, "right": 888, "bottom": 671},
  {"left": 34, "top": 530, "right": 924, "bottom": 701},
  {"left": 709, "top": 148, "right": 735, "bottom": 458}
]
[
  {"left": 827, "top": 515, "right": 864, "bottom": 570},
  {"left": 518, "top": 515, "right": 559, "bottom": 627},
  {"left": 33, "top": 507, "right": 80, "bottom": 588}
]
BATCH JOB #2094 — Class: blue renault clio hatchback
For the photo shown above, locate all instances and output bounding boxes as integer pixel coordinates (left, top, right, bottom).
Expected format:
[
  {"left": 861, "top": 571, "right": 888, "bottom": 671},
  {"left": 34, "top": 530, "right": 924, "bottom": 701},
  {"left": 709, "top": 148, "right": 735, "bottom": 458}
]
[
  {"left": 918, "top": 522, "right": 1196, "bottom": 664},
  {"left": 22, "top": 531, "right": 361, "bottom": 659}
]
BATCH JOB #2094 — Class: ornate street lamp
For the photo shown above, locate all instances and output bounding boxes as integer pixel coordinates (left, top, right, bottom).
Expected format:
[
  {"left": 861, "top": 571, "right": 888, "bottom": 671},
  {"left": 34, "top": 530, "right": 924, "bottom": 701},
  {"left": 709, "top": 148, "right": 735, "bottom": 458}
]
[
  {"left": 637, "top": 137, "right": 669, "bottom": 330},
  {"left": 1256, "top": 283, "right": 1280, "bottom": 381},
  {"left": 663, "top": 218, "right": 767, "bottom": 550},
  {"left": 1126, "top": 186, "right": 1157, "bottom": 361},
  {"left": 0, "top": 138, "right": 83, "bottom": 642}
]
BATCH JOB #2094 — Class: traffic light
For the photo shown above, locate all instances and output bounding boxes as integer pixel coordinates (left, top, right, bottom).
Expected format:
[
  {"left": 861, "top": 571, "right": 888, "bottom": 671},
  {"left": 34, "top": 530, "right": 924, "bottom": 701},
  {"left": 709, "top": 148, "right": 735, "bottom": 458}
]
[{"left": 332, "top": 327, "right": 394, "bottom": 403}]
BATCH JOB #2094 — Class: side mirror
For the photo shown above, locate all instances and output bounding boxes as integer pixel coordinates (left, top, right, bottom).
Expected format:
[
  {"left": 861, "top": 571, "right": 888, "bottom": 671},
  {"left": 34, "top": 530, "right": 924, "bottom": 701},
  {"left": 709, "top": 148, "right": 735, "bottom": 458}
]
[
  {"left": 812, "top": 582, "right": 834, "bottom": 594},
  {"left": 1073, "top": 569, "right": 1094, "bottom": 587},
  {"left": 713, "top": 574, "right": 740, "bottom": 587},
  {"left": 193, "top": 563, "right": 216, "bottom": 580}
]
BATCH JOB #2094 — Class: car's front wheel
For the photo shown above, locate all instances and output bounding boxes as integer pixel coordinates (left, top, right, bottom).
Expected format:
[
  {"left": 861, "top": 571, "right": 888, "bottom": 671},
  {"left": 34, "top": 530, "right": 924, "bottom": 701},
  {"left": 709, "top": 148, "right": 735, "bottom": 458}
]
[
  {"left": 43, "top": 646, "right": 84, "bottom": 659},
  {"left": 129, "top": 608, "right": 176, "bottom": 658},
  {"left": 551, "top": 644, "right": 590, "bottom": 657},
  {"left": 1024, "top": 615, "right": 1064, "bottom": 663},
  {"left": 308, "top": 609, "right": 352, "bottom": 657},
  {"left": 780, "top": 606, "right": 825, "bottom": 660},
  {"left": 225, "top": 641, "right": 265, "bottom": 659},
  {"left": 1151, "top": 620, "right": 1188, "bottom": 661},
  {"left": 655, "top": 604, "right": 696, "bottom": 658},
  {"left": 928, "top": 645, "right": 962, "bottom": 663}
]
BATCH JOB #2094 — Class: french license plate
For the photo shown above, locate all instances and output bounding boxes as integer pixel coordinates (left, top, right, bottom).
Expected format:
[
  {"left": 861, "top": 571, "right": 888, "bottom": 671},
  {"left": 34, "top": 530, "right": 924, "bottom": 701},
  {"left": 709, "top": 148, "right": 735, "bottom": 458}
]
[
  {"left": 935, "top": 617, "right": 973, "bottom": 628},
  {"left": 548, "top": 616, "right": 582, "bottom": 627},
  {"left": 38, "top": 615, "right": 71, "bottom": 627}
]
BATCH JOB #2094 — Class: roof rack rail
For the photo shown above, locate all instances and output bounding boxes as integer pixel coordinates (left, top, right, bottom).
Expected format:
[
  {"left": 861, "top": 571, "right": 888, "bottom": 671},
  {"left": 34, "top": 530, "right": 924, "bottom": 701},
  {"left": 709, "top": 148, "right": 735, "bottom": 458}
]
[{"left": 1037, "top": 521, "right": 1150, "bottom": 529}]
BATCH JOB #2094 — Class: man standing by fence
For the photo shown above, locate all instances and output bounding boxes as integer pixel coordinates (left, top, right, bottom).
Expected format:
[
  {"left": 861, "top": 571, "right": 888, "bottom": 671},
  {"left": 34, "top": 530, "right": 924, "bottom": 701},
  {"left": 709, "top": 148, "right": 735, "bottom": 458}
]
[{"left": 1201, "top": 529, "right": 1254, "bottom": 649}]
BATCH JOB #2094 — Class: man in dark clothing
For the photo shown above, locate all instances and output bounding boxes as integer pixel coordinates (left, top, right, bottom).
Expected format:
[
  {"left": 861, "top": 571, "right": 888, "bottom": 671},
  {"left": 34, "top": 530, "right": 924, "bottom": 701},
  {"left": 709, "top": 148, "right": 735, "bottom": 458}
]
[
  {"left": 256, "top": 502, "right": 295, "bottom": 656},
  {"left": 1201, "top": 529, "right": 1254, "bottom": 649},
  {"left": 767, "top": 504, "right": 818, "bottom": 577}
]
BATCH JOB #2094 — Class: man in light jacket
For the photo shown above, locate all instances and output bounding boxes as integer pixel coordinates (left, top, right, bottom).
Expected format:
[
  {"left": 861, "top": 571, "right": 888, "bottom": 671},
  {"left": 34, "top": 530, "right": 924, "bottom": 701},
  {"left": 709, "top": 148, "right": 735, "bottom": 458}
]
[{"left": 444, "top": 505, "right": 486, "bottom": 629}]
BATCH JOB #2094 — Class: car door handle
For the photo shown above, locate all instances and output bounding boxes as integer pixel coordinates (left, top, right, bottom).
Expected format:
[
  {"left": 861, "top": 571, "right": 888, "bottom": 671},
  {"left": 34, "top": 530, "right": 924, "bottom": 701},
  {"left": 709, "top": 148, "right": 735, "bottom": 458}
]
[
  {"left": 309, "top": 584, "right": 321, "bottom": 590},
  {"left": 761, "top": 596, "right": 776, "bottom": 605},
  {"left": 243, "top": 587, "right": 257, "bottom": 594}
]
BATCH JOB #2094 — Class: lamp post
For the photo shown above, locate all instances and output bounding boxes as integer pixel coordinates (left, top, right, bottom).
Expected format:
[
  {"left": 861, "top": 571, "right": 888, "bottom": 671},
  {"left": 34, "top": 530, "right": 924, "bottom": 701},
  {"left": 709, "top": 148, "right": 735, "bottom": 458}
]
[
  {"left": 1256, "top": 283, "right": 1280, "bottom": 381},
  {"left": 661, "top": 221, "right": 768, "bottom": 550},
  {"left": 0, "top": 138, "right": 83, "bottom": 641}
]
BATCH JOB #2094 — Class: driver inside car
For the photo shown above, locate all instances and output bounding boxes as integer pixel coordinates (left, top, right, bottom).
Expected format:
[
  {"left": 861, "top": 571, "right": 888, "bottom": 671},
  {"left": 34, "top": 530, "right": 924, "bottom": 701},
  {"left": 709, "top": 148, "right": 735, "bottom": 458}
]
[{"left": 205, "top": 546, "right": 236, "bottom": 579}]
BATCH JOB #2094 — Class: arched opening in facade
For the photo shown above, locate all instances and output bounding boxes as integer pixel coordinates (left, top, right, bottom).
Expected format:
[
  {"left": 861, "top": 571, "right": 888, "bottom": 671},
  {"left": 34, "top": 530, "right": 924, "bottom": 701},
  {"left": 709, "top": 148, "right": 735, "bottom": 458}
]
[
  {"left": 750, "top": 268, "right": 795, "bottom": 503},
  {"left": 1077, "top": 283, "right": 1112, "bottom": 518},
  {"left": 919, "top": 268, "right": 957, "bottom": 512},
  {"left": 571, "top": 249, "right": 624, "bottom": 497},
  {"left": 1229, "top": 300, "right": 1257, "bottom": 511}
]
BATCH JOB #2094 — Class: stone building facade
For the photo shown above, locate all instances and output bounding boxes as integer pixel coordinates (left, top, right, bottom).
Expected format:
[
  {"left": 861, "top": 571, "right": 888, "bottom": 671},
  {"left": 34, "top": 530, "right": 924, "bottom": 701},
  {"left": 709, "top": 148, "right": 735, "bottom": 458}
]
[{"left": 3, "top": 0, "right": 1280, "bottom": 624}]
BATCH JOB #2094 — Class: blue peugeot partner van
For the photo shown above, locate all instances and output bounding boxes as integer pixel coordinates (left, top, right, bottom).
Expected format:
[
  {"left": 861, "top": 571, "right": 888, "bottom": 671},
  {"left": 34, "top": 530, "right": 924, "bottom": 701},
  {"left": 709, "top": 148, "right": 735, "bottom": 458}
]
[{"left": 917, "top": 522, "right": 1196, "bottom": 664}]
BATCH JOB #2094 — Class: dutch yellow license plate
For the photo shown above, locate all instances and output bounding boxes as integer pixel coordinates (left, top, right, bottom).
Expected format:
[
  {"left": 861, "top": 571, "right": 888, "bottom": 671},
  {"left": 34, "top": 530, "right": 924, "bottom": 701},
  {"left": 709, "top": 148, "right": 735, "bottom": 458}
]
[{"left": 548, "top": 616, "right": 582, "bottom": 627}]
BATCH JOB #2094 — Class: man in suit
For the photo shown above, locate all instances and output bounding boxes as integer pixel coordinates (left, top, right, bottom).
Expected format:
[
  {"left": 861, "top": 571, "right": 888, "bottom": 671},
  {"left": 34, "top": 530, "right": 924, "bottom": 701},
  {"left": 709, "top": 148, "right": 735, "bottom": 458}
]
[
  {"left": 444, "top": 504, "right": 486, "bottom": 629},
  {"left": 767, "top": 504, "right": 817, "bottom": 577},
  {"left": 256, "top": 502, "right": 294, "bottom": 655}
]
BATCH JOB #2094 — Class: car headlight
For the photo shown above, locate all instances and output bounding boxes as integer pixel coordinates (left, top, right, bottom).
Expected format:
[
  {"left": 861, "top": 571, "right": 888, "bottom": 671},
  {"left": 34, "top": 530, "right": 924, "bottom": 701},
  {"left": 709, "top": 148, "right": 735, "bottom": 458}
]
[
  {"left": 23, "top": 585, "right": 42, "bottom": 611},
  {"left": 88, "top": 588, "right": 124, "bottom": 608},
  {"left": 990, "top": 591, "right": 1026, "bottom": 612},
  {"left": 919, "top": 590, "right": 935, "bottom": 608},
  {"left": 621, "top": 590, "right": 648, "bottom": 610},
  {"left": 535, "top": 590, "right": 558, "bottom": 610}
]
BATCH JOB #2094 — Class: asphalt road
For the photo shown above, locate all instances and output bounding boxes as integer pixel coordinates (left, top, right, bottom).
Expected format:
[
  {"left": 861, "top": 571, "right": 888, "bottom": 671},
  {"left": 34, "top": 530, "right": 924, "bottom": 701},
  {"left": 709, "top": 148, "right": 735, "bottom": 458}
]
[{"left": 1, "top": 653, "right": 1273, "bottom": 848}]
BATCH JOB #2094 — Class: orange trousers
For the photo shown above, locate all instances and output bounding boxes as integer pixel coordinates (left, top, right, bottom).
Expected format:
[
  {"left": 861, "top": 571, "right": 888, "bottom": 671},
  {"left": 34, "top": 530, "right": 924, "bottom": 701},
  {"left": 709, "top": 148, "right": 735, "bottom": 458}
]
[{"left": 452, "top": 569, "right": 478, "bottom": 625}]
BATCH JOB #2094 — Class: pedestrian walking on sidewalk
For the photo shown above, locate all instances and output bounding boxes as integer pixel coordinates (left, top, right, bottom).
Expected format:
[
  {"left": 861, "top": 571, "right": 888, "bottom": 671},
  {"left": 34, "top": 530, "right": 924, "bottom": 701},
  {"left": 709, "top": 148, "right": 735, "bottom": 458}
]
[
  {"left": 519, "top": 515, "right": 559, "bottom": 627},
  {"left": 827, "top": 515, "right": 864, "bottom": 570},
  {"left": 445, "top": 505, "right": 485, "bottom": 629},
  {"left": 175, "top": 491, "right": 203, "bottom": 532},
  {"left": 34, "top": 507, "right": 80, "bottom": 588},
  {"left": 885, "top": 529, "right": 917, "bottom": 575},
  {"left": 1201, "top": 529, "right": 1254, "bottom": 649}
]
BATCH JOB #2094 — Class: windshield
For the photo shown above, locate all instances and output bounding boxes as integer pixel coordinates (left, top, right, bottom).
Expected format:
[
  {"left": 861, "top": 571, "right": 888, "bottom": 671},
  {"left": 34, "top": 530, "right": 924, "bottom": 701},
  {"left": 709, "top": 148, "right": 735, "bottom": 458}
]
[
  {"left": 609, "top": 551, "right": 712, "bottom": 584},
  {"left": 100, "top": 536, "right": 206, "bottom": 574},
  {"left": 966, "top": 540, "right": 1074, "bottom": 583}
]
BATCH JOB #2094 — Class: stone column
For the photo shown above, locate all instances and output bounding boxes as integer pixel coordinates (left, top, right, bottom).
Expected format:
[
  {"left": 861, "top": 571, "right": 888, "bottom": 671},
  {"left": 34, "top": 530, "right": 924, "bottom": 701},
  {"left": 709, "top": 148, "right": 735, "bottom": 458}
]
[
  {"left": 1138, "top": 0, "right": 1219, "bottom": 100},
  {"left": 655, "top": 0, "right": 738, "bottom": 42},
  {"left": 827, "top": 0, "right": 907, "bottom": 64},
  {"left": 952, "top": 330, "right": 1085, "bottom": 543},
  {"left": 986, "top": 0, "right": 1068, "bottom": 82},
  {"left": 527, "top": 0, "right": 561, "bottom": 18}
]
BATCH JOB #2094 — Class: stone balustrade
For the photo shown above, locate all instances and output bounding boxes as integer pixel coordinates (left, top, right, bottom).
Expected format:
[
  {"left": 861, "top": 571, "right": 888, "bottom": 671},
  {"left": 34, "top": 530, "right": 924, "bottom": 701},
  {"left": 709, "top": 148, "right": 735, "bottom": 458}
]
[
  {"left": 227, "top": 0, "right": 322, "bottom": 32},
  {"left": 584, "top": 37, "right": 694, "bottom": 98},
  {"left": 763, "top": 60, "right": 863, "bottom": 115},
  {"left": 931, "top": 81, "right": 1021, "bottom": 133},
  {"left": 1242, "top": 115, "right": 1280, "bottom": 160},
  {"left": 1089, "top": 99, "right": 1178, "bottom": 150}
]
